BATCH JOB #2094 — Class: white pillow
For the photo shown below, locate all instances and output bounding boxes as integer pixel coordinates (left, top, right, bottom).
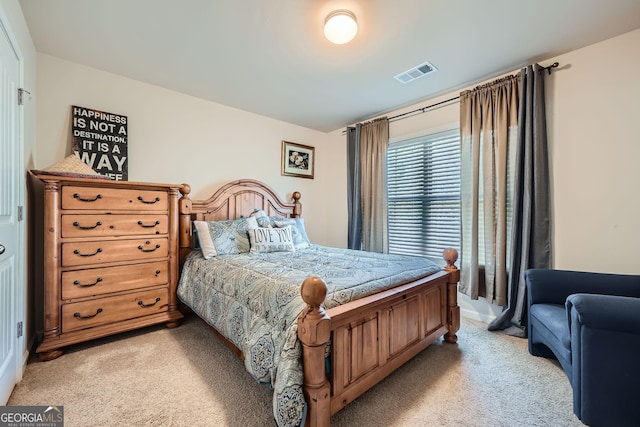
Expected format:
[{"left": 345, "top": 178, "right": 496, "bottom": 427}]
[{"left": 249, "top": 226, "right": 295, "bottom": 253}]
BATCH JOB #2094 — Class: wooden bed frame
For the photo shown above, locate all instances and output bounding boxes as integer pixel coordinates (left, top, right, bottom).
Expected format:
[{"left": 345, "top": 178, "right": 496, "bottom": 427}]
[{"left": 178, "top": 179, "right": 460, "bottom": 426}]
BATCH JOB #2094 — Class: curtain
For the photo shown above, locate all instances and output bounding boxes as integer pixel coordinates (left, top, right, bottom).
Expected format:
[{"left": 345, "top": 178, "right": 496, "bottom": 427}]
[
  {"left": 359, "top": 117, "right": 389, "bottom": 253},
  {"left": 460, "top": 75, "right": 519, "bottom": 304},
  {"left": 488, "top": 64, "right": 552, "bottom": 334},
  {"left": 346, "top": 125, "right": 362, "bottom": 250}
]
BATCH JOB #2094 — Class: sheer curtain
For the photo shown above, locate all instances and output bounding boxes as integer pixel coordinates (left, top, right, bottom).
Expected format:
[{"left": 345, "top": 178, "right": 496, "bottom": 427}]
[
  {"left": 346, "top": 125, "right": 362, "bottom": 250},
  {"left": 488, "top": 64, "right": 552, "bottom": 334},
  {"left": 460, "top": 76, "right": 519, "bottom": 304},
  {"left": 346, "top": 118, "right": 389, "bottom": 253},
  {"left": 360, "top": 117, "right": 389, "bottom": 253}
]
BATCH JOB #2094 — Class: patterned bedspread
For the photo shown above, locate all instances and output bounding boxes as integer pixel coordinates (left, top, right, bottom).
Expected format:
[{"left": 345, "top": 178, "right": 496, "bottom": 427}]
[{"left": 177, "top": 245, "right": 441, "bottom": 426}]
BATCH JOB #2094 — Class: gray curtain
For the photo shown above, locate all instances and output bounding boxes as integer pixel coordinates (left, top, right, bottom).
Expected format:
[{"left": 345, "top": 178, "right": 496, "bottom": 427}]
[
  {"left": 347, "top": 125, "right": 362, "bottom": 250},
  {"left": 488, "top": 64, "right": 552, "bottom": 335}
]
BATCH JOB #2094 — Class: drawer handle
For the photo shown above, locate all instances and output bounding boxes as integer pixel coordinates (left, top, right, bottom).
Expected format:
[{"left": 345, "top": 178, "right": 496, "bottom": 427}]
[
  {"left": 73, "top": 248, "right": 103, "bottom": 257},
  {"left": 73, "top": 277, "right": 103, "bottom": 288},
  {"left": 155, "top": 270, "right": 161, "bottom": 276},
  {"left": 138, "top": 244, "right": 161, "bottom": 252},
  {"left": 138, "top": 297, "right": 161, "bottom": 308},
  {"left": 74, "top": 308, "right": 103, "bottom": 319},
  {"left": 137, "top": 220, "right": 160, "bottom": 228},
  {"left": 73, "top": 221, "right": 103, "bottom": 230},
  {"left": 73, "top": 193, "right": 103, "bottom": 202},
  {"left": 137, "top": 196, "right": 161, "bottom": 204}
]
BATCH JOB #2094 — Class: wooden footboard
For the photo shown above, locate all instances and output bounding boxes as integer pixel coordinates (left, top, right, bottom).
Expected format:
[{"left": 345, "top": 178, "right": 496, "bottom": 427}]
[{"left": 298, "top": 250, "right": 460, "bottom": 427}]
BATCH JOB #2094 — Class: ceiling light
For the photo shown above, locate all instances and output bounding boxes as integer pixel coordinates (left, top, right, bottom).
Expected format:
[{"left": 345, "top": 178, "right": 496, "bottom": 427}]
[{"left": 324, "top": 10, "right": 358, "bottom": 45}]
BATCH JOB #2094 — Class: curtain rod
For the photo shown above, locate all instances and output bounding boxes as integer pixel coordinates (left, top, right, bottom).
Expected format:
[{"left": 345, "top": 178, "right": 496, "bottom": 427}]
[
  {"left": 344, "top": 62, "right": 559, "bottom": 132},
  {"left": 388, "top": 96, "right": 460, "bottom": 122},
  {"left": 343, "top": 96, "right": 459, "bottom": 134},
  {"left": 386, "top": 62, "right": 559, "bottom": 124}
]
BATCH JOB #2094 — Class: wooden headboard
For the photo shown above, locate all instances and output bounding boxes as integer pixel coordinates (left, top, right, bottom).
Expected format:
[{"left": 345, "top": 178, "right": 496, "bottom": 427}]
[{"left": 178, "top": 179, "right": 301, "bottom": 265}]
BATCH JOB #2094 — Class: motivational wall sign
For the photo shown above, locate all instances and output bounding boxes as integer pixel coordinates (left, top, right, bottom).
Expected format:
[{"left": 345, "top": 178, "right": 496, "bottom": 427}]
[{"left": 71, "top": 105, "right": 128, "bottom": 180}]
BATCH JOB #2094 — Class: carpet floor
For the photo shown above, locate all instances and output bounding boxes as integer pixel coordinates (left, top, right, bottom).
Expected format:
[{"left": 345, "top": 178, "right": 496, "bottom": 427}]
[{"left": 8, "top": 316, "right": 583, "bottom": 426}]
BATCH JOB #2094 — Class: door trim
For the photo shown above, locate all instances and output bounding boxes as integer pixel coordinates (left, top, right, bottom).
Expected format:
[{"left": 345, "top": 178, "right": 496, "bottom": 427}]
[{"left": 0, "top": 2, "right": 27, "bottom": 393}]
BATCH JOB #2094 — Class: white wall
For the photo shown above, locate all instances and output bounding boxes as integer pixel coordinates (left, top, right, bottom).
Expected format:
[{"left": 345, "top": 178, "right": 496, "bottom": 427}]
[
  {"left": 374, "top": 28, "right": 640, "bottom": 321},
  {"left": 35, "top": 53, "right": 347, "bottom": 248}
]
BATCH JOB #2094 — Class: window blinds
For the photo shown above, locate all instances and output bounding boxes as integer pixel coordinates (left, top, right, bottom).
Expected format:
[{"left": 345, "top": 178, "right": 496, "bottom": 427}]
[{"left": 387, "top": 129, "right": 461, "bottom": 261}]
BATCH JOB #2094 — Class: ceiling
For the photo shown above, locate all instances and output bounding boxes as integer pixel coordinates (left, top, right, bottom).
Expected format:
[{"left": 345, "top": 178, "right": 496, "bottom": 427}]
[{"left": 19, "top": 0, "right": 640, "bottom": 133}]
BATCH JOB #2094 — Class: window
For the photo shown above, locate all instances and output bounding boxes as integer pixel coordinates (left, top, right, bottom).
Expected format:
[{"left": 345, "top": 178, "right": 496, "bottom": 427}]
[{"left": 387, "top": 129, "right": 460, "bottom": 262}]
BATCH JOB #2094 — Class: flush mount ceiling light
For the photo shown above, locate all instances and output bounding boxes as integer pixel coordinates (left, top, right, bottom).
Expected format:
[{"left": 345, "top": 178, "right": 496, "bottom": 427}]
[{"left": 324, "top": 10, "right": 358, "bottom": 44}]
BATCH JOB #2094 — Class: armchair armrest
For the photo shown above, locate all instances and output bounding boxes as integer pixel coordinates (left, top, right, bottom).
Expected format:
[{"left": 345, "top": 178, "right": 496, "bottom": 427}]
[
  {"left": 526, "top": 269, "right": 640, "bottom": 305},
  {"left": 567, "top": 293, "right": 640, "bottom": 333},
  {"left": 567, "top": 293, "right": 640, "bottom": 426}
]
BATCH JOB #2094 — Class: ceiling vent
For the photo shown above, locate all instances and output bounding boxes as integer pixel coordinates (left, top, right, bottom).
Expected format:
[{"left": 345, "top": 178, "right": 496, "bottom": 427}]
[{"left": 394, "top": 61, "right": 437, "bottom": 84}]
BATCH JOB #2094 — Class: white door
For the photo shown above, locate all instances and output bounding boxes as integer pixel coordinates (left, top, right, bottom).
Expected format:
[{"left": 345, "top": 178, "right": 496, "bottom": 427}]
[{"left": 0, "top": 14, "right": 22, "bottom": 405}]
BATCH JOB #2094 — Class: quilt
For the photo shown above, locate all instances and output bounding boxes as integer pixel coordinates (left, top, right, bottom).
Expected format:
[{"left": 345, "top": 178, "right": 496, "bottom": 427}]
[{"left": 177, "top": 245, "right": 441, "bottom": 426}]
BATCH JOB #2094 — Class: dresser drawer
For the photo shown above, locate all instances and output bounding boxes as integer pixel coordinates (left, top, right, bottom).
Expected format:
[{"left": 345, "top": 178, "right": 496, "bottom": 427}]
[
  {"left": 62, "top": 237, "right": 168, "bottom": 267},
  {"left": 62, "top": 261, "right": 168, "bottom": 300},
  {"left": 62, "top": 288, "right": 168, "bottom": 333},
  {"left": 61, "top": 186, "right": 168, "bottom": 211},
  {"left": 62, "top": 214, "right": 168, "bottom": 237}
]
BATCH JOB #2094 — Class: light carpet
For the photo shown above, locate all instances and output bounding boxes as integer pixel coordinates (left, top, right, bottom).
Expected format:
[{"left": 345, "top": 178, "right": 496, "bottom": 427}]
[{"left": 8, "top": 316, "right": 583, "bottom": 426}]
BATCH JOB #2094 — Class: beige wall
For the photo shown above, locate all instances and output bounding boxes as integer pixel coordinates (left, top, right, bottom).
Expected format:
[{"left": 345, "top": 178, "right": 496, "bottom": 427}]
[
  {"left": 35, "top": 53, "right": 347, "bottom": 248},
  {"left": 547, "top": 29, "right": 640, "bottom": 275},
  {"left": 378, "top": 28, "right": 640, "bottom": 321}
]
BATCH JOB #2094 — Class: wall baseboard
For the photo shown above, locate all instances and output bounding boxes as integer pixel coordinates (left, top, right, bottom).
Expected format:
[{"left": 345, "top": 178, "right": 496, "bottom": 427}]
[
  {"left": 460, "top": 307, "right": 496, "bottom": 324},
  {"left": 18, "top": 336, "right": 36, "bottom": 381}
]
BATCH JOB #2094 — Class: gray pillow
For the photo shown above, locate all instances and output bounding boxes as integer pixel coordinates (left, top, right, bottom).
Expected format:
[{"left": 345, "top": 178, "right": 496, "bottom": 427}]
[
  {"left": 193, "top": 217, "right": 258, "bottom": 258},
  {"left": 249, "top": 209, "right": 272, "bottom": 228}
]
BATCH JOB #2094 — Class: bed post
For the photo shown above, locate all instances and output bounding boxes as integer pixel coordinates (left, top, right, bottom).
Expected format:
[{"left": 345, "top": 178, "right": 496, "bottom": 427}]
[
  {"left": 292, "top": 191, "right": 302, "bottom": 218},
  {"left": 298, "top": 276, "right": 331, "bottom": 427},
  {"left": 443, "top": 248, "right": 461, "bottom": 343},
  {"left": 178, "top": 184, "right": 193, "bottom": 268}
]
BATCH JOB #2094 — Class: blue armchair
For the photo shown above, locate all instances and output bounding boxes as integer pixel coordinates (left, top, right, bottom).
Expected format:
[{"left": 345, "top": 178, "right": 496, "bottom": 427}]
[{"left": 526, "top": 269, "right": 640, "bottom": 427}]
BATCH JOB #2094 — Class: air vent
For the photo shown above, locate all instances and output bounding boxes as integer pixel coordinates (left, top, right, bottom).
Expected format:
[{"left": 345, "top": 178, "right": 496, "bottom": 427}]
[{"left": 394, "top": 61, "right": 437, "bottom": 84}]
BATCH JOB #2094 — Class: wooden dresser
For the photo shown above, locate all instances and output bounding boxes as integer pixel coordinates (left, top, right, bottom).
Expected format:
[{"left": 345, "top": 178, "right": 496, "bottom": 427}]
[{"left": 32, "top": 174, "right": 184, "bottom": 361}]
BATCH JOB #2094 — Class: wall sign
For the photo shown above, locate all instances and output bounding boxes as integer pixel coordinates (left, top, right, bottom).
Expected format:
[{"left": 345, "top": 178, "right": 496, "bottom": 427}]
[{"left": 71, "top": 105, "right": 128, "bottom": 180}]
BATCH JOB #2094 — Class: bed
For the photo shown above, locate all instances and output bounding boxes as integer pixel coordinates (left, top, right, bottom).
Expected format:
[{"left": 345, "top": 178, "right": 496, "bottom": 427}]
[{"left": 177, "top": 179, "right": 460, "bottom": 427}]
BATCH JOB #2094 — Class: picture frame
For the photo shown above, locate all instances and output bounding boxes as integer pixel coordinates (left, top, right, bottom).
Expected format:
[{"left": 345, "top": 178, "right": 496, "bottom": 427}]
[{"left": 281, "top": 141, "right": 314, "bottom": 179}]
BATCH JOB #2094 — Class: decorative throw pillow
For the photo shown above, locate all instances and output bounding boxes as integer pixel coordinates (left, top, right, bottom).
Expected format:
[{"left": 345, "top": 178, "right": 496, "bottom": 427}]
[
  {"left": 249, "top": 209, "right": 272, "bottom": 228},
  {"left": 273, "top": 218, "right": 311, "bottom": 250},
  {"left": 249, "top": 226, "right": 295, "bottom": 253},
  {"left": 193, "top": 217, "right": 258, "bottom": 259}
]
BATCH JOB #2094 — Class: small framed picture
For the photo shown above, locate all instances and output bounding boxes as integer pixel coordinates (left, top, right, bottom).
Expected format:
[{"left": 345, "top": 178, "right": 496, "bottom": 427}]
[{"left": 281, "top": 141, "right": 314, "bottom": 179}]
